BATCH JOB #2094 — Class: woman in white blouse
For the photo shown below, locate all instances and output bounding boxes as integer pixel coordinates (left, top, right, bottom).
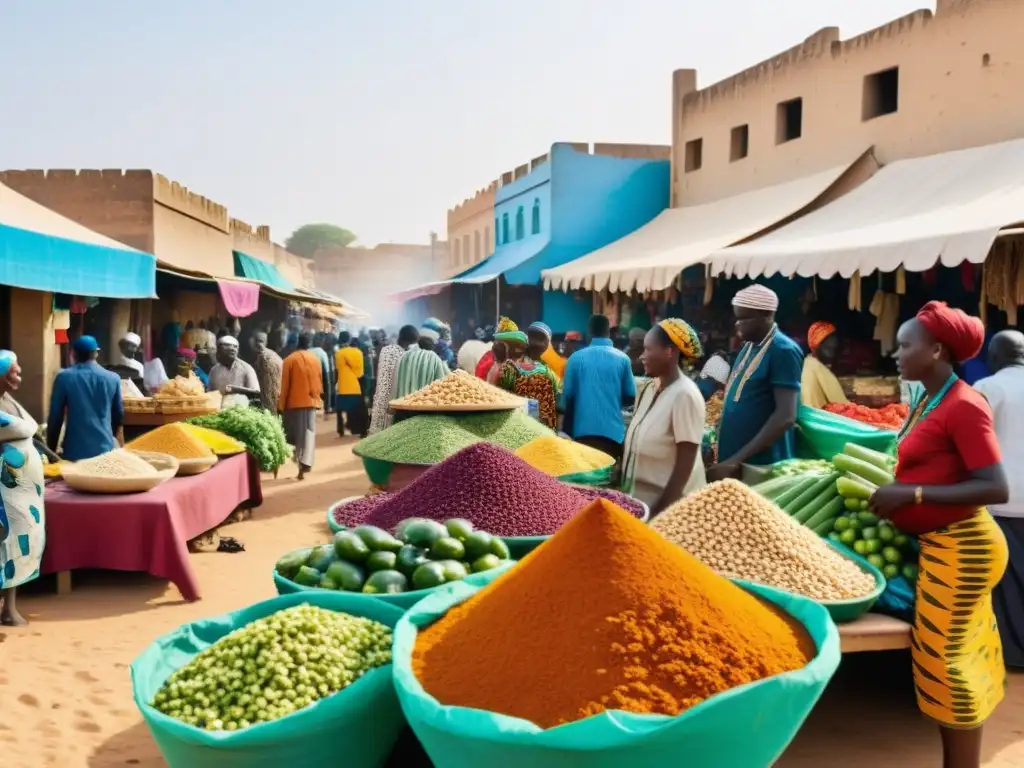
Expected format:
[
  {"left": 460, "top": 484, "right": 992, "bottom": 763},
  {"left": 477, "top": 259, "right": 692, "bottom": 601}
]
[{"left": 621, "top": 319, "right": 707, "bottom": 516}]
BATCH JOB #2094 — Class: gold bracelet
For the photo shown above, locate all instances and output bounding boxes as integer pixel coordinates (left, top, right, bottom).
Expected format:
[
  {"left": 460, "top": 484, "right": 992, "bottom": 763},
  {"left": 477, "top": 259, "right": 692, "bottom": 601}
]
[{"left": 914, "top": 486, "right": 924, "bottom": 505}]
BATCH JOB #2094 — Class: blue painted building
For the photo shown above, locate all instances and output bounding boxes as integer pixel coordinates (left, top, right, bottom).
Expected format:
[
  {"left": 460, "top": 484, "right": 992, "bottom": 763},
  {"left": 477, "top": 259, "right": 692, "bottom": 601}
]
[{"left": 408, "top": 142, "right": 670, "bottom": 334}]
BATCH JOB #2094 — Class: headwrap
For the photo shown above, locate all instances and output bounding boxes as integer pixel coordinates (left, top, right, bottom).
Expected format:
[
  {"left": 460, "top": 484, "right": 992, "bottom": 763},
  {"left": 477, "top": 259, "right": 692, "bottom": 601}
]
[
  {"left": 564, "top": 331, "right": 583, "bottom": 342},
  {"left": 732, "top": 284, "right": 779, "bottom": 312},
  {"left": 419, "top": 327, "right": 440, "bottom": 343},
  {"left": 218, "top": 336, "right": 239, "bottom": 348},
  {"left": 0, "top": 350, "right": 17, "bottom": 377},
  {"left": 121, "top": 332, "right": 142, "bottom": 346},
  {"left": 658, "top": 318, "right": 703, "bottom": 360},
  {"left": 916, "top": 301, "right": 985, "bottom": 364},
  {"left": 807, "top": 322, "right": 837, "bottom": 353},
  {"left": 423, "top": 317, "right": 452, "bottom": 342},
  {"left": 176, "top": 347, "right": 197, "bottom": 361},
  {"left": 494, "top": 317, "right": 528, "bottom": 346},
  {"left": 700, "top": 354, "right": 731, "bottom": 386},
  {"left": 527, "top": 321, "right": 552, "bottom": 339}
]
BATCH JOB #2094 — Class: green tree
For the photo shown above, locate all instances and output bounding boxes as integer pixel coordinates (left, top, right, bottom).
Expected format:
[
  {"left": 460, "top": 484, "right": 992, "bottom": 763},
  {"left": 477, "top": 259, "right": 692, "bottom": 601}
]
[{"left": 285, "top": 223, "right": 358, "bottom": 257}]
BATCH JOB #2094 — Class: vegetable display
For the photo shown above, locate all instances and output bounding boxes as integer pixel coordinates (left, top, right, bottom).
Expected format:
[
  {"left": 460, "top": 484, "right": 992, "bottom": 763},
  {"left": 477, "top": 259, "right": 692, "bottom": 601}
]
[
  {"left": 188, "top": 406, "right": 291, "bottom": 471},
  {"left": 150, "top": 604, "right": 392, "bottom": 730},
  {"left": 771, "top": 459, "right": 833, "bottom": 478},
  {"left": 277, "top": 518, "right": 512, "bottom": 595},
  {"left": 824, "top": 402, "right": 908, "bottom": 431},
  {"left": 651, "top": 479, "right": 877, "bottom": 602}
]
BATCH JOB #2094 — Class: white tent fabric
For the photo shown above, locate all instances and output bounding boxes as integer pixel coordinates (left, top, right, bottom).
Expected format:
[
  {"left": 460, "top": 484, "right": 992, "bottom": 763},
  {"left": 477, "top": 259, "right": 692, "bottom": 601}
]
[
  {"left": 710, "top": 138, "right": 1024, "bottom": 279},
  {"left": 541, "top": 162, "right": 856, "bottom": 293}
]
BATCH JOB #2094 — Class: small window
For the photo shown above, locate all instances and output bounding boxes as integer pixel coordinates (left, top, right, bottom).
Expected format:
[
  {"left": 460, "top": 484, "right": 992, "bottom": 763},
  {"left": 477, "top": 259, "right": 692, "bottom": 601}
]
[
  {"left": 863, "top": 67, "right": 899, "bottom": 120},
  {"left": 730, "top": 125, "right": 749, "bottom": 162},
  {"left": 495, "top": 217, "right": 500, "bottom": 245},
  {"left": 462, "top": 234, "right": 470, "bottom": 264},
  {"left": 515, "top": 207, "right": 525, "bottom": 240},
  {"left": 684, "top": 138, "right": 703, "bottom": 172},
  {"left": 502, "top": 213, "right": 509, "bottom": 245},
  {"left": 531, "top": 199, "right": 541, "bottom": 234},
  {"left": 453, "top": 239, "right": 461, "bottom": 264},
  {"left": 484, "top": 225, "right": 491, "bottom": 252},
  {"left": 776, "top": 98, "right": 803, "bottom": 144},
  {"left": 474, "top": 231, "right": 481, "bottom": 261}
]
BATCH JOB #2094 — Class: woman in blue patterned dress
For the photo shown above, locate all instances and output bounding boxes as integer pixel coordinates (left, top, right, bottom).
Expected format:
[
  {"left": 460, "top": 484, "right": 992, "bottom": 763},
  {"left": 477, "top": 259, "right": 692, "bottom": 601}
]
[{"left": 0, "top": 350, "right": 46, "bottom": 626}]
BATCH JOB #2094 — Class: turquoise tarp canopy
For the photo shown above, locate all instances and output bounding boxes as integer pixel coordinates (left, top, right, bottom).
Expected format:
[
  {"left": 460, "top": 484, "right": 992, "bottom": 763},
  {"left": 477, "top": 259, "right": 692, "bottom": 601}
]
[
  {"left": 233, "top": 250, "right": 296, "bottom": 292},
  {"left": 0, "top": 182, "right": 156, "bottom": 298}
]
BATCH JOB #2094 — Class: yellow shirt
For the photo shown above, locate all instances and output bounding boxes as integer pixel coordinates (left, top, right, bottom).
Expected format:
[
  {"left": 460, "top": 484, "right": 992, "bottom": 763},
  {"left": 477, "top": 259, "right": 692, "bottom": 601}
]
[
  {"left": 335, "top": 346, "right": 365, "bottom": 395},
  {"left": 540, "top": 346, "right": 566, "bottom": 381},
  {"left": 801, "top": 355, "right": 848, "bottom": 409}
]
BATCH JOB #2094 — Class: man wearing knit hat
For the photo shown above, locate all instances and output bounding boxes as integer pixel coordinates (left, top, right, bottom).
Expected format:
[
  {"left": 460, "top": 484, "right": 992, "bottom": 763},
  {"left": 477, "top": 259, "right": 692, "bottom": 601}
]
[{"left": 708, "top": 284, "right": 803, "bottom": 480}]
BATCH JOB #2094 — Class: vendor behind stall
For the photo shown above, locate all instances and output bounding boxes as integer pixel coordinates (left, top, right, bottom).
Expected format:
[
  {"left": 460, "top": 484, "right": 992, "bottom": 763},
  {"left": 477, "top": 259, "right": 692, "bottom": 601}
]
[
  {"left": 709, "top": 285, "right": 802, "bottom": 480},
  {"left": 800, "top": 321, "right": 849, "bottom": 409},
  {"left": 108, "top": 332, "right": 147, "bottom": 394},
  {"left": 175, "top": 347, "right": 208, "bottom": 389},
  {"left": 208, "top": 336, "right": 260, "bottom": 409}
]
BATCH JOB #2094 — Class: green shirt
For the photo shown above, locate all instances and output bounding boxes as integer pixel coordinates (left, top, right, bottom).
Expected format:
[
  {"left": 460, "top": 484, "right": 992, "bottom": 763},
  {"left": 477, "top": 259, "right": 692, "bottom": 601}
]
[{"left": 393, "top": 349, "right": 448, "bottom": 400}]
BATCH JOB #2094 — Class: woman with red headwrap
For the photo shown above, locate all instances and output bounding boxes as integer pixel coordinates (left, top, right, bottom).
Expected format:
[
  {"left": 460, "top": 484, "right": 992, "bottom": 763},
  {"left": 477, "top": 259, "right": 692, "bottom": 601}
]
[
  {"left": 800, "top": 321, "right": 848, "bottom": 409},
  {"left": 870, "top": 301, "right": 1008, "bottom": 768}
]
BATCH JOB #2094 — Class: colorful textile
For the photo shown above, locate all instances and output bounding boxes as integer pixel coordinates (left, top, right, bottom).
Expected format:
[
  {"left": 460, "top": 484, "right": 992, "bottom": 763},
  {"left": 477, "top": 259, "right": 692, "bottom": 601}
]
[
  {"left": 527, "top": 321, "right": 552, "bottom": 338},
  {"left": 717, "top": 326, "right": 802, "bottom": 466},
  {"left": 800, "top": 355, "right": 848, "bottom": 410},
  {"left": 254, "top": 347, "right": 283, "bottom": 411},
  {"left": 279, "top": 350, "right": 324, "bottom": 411},
  {"left": 494, "top": 316, "right": 528, "bottom": 346},
  {"left": 0, "top": 395, "right": 45, "bottom": 589},
  {"left": 561, "top": 338, "right": 635, "bottom": 444},
  {"left": 46, "top": 361, "right": 122, "bottom": 461},
  {"left": 335, "top": 346, "right": 364, "bottom": 396},
  {"left": 475, "top": 349, "right": 495, "bottom": 380},
  {"left": 916, "top": 300, "right": 985, "bottom": 363},
  {"left": 807, "top": 321, "right": 836, "bottom": 353},
  {"left": 369, "top": 344, "right": 408, "bottom": 435},
  {"left": 658, "top": 318, "right": 702, "bottom": 360},
  {"left": 992, "top": 516, "right": 1024, "bottom": 668},
  {"left": 893, "top": 379, "right": 1001, "bottom": 534},
  {"left": 498, "top": 358, "right": 560, "bottom": 429},
  {"left": 913, "top": 511, "right": 1007, "bottom": 727},
  {"left": 392, "top": 348, "right": 448, "bottom": 400},
  {"left": 216, "top": 280, "right": 259, "bottom": 318},
  {"left": 732, "top": 284, "right": 779, "bottom": 311}
]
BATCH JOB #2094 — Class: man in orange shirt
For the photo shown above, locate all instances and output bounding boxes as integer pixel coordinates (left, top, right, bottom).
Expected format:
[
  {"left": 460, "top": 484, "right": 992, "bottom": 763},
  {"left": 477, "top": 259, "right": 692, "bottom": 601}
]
[{"left": 278, "top": 331, "right": 324, "bottom": 480}]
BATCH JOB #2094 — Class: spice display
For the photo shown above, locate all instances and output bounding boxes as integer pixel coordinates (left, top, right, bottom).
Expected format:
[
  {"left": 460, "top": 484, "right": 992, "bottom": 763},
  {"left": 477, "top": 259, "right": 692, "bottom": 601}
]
[
  {"left": 413, "top": 499, "right": 815, "bottom": 729},
  {"left": 390, "top": 369, "right": 523, "bottom": 410},
  {"left": 177, "top": 423, "right": 247, "bottom": 455},
  {"left": 513, "top": 435, "right": 614, "bottom": 477},
  {"left": 73, "top": 449, "right": 158, "bottom": 478},
  {"left": 156, "top": 375, "right": 206, "bottom": 398},
  {"left": 188, "top": 407, "right": 291, "bottom": 471},
  {"left": 277, "top": 518, "right": 512, "bottom": 594},
  {"left": 334, "top": 443, "right": 645, "bottom": 536},
  {"left": 824, "top": 402, "right": 908, "bottom": 431},
  {"left": 705, "top": 391, "right": 723, "bottom": 426},
  {"left": 150, "top": 604, "right": 392, "bottom": 731},
  {"left": 353, "top": 410, "right": 552, "bottom": 466},
  {"left": 651, "top": 480, "right": 876, "bottom": 602},
  {"left": 127, "top": 424, "right": 215, "bottom": 460}
]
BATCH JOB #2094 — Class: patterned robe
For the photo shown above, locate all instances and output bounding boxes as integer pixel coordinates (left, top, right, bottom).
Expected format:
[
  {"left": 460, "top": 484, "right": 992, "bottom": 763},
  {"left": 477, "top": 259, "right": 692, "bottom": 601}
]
[{"left": 0, "top": 395, "right": 45, "bottom": 589}]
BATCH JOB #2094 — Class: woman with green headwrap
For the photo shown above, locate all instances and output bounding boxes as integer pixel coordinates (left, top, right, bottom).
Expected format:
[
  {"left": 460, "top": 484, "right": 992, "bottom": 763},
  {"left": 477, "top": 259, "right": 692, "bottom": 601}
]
[
  {"left": 493, "top": 318, "right": 561, "bottom": 429},
  {"left": 621, "top": 319, "right": 707, "bottom": 515},
  {"left": 0, "top": 350, "right": 45, "bottom": 626}
]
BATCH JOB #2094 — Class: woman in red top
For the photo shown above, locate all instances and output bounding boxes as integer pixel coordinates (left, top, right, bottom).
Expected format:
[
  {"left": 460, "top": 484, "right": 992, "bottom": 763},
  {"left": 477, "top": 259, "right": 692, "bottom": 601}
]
[{"left": 870, "top": 302, "right": 1009, "bottom": 768}]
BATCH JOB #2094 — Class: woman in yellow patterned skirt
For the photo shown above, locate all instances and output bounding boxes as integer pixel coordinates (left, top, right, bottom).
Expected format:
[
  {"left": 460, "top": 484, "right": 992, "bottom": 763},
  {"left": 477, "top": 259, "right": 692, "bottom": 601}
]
[{"left": 870, "top": 301, "right": 1009, "bottom": 768}]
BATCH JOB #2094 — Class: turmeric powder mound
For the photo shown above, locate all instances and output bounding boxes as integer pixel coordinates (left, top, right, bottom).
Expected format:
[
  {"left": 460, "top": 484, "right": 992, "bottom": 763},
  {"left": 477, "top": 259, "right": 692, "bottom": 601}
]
[
  {"left": 126, "top": 423, "right": 214, "bottom": 460},
  {"left": 412, "top": 498, "right": 815, "bottom": 729}
]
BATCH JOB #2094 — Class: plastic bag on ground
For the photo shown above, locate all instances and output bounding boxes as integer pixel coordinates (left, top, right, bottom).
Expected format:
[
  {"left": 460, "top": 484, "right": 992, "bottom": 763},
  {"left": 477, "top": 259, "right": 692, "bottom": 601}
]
[
  {"left": 392, "top": 570, "right": 841, "bottom": 768},
  {"left": 131, "top": 591, "right": 406, "bottom": 768}
]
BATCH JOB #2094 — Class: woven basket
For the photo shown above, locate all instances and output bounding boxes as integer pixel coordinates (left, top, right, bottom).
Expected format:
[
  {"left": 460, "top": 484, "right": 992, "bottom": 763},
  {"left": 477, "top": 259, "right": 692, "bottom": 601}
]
[
  {"left": 388, "top": 400, "right": 525, "bottom": 413},
  {"left": 61, "top": 450, "right": 178, "bottom": 494},
  {"left": 176, "top": 455, "right": 219, "bottom": 476},
  {"left": 155, "top": 396, "right": 212, "bottom": 415},
  {"left": 124, "top": 397, "right": 158, "bottom": 414}
]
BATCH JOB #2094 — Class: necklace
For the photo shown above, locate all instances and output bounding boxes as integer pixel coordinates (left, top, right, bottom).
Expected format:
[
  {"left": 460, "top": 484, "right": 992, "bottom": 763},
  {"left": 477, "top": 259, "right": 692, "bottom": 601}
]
[
  {"left": 896, "top": 373, "right": 958, "bottom": 445},
  {"left": 725, "top": 324, "right": 778, "bottom": 403}
]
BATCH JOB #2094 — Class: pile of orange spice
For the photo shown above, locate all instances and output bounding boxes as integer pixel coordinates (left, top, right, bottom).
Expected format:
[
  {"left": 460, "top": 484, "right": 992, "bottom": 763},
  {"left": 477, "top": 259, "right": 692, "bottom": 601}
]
[{"left": 412, "top": 498, "right": 815, "bottom": 728}]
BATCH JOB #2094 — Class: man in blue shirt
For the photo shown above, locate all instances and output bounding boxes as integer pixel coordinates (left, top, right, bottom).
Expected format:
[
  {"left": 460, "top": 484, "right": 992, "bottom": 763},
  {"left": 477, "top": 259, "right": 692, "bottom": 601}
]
[
  {"left": 561, "top": 315, "right": 636, "bottom": 461},
  {"left": 47, "top": 336, "right": 123, "bottom": 461},
  {"left": 709, "top": 284, "right": 802, "bottom": 480}
]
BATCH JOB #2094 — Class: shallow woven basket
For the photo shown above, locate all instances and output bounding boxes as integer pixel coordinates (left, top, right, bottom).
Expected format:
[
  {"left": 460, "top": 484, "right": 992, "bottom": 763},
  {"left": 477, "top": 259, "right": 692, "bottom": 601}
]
[
  {"left": 155, "top": 396, "right": 212, "bottom": 415},
  {"left": 61, "top": 450, "right": 179, "bottom": 494},
  {"left": 388, "top": 400, "right": 526, "bottom": 413},
  {"left": 123, "top": 398, "right": 158, "bottom": 414},
  {"left": 175, "top": 455, "right": 219, "bottom": 476}
]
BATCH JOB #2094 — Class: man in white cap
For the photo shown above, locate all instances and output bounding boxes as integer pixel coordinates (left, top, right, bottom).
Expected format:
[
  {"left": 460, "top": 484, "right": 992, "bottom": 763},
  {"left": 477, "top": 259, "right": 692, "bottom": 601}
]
[
  {"left": 707, "top": 284, "right": 803, "bottom": 481},
  {"left": 116, "top": 332, "right": 144, "bottom": 377},
  {"left": 208, "top": 335, "right": 260, "bottom": 409}
]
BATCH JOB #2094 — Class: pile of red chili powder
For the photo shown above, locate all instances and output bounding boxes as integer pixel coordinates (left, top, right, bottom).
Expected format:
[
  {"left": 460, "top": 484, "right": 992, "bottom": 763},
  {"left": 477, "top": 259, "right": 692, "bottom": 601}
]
[{"left": 332, "top": 443, "right": 646, "bottom": 536}]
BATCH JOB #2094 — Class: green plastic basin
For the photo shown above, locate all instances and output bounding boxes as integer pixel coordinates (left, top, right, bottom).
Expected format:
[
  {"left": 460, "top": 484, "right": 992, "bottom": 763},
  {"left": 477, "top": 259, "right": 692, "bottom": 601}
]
[{"left": 818, "top": 540, "right": 887, "bottom": 623}]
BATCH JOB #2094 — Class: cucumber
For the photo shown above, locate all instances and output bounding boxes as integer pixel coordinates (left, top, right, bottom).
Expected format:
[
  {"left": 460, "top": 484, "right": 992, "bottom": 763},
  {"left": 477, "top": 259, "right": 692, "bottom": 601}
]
[
  {"left": 773, "top": 476, "right": 819, "bottom": 510},
  {"left": 844, "top": 472, "right": 878, "bottom": 492},
  {"left": 837, "top": 476, "right": 875, "bottom": 501},
  {"left": 784, "top": 473, "right": 840, "bottom": 517},
  {"left": 812, "top": 504, "right": 844, "bottom": 536},
  {"left": 806, "top": 496, "right": 845, "bottom": 532},
  {"left": 842, "top": 443, "right": 895, "bottom": 472},
  {"left": 792, "top": 482, "right": 841, "bottom": 524},
  {"left": 752, "top": 474, "right": 804, "bottom": 500},
  {"left": 832, "top": 453, "right": 893, "bottom": 487}
]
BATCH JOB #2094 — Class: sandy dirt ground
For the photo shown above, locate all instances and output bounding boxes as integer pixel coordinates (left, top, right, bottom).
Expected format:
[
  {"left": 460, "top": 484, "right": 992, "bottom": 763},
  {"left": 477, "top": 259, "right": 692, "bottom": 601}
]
[{"left": 1, "top": 420, "right": 1022, "bottom": 767}]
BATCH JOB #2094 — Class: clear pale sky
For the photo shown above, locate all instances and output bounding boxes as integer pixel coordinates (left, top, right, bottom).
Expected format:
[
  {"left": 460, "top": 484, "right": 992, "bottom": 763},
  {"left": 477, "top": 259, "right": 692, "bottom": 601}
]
[{"left": 0, "top": 1, "right": 928, "bottom": 247}]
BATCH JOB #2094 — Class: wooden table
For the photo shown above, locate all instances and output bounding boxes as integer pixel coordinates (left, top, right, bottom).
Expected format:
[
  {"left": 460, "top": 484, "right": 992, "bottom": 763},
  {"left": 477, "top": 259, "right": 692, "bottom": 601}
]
[{"left": 838, "top": 613, "right": 913, "bottom": 653}]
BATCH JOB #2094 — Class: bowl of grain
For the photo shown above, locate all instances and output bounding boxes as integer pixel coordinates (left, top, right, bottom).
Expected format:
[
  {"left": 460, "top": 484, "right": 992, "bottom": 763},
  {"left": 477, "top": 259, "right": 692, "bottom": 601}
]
[{"left": 61, "top": 449, "right": 179, "bottom": 494}]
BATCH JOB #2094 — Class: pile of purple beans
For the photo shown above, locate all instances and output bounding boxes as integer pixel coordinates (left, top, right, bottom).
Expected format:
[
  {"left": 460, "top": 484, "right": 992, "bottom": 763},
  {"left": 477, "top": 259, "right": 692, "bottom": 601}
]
[{"left": 332, "top": 442, "right": 646, "bottom": 536}]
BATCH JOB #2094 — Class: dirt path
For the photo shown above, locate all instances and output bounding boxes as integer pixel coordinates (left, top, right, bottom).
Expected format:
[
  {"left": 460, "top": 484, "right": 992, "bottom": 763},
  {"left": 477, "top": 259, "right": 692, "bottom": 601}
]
[{"left": 1, "top": 421, "right": 1021, "bottom": 767}]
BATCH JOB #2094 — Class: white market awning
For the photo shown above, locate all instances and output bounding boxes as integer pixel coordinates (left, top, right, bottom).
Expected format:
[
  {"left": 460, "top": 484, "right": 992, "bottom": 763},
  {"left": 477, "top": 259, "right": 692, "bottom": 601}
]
[
  {"left": 710, "top": 138, "right": 1024, "bottom": 279},
  {"left": 542, "top": 158, "right": 864, "bottom": 293}
]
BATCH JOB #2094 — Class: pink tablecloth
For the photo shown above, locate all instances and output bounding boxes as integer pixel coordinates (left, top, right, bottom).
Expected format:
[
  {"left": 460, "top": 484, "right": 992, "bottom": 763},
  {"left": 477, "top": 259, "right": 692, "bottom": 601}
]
[{"left": 41, "top": 453, "right": 256, "bottom": 601}]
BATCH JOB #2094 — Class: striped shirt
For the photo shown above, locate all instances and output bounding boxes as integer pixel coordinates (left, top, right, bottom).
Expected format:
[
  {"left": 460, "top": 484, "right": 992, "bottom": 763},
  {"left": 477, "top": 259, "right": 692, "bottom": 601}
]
[
  {"left": 393, "top": 349, "right": 449, "bottom": 400},
  {"left": 369, "top": 344, "right": 408, "bottom": 434}
]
